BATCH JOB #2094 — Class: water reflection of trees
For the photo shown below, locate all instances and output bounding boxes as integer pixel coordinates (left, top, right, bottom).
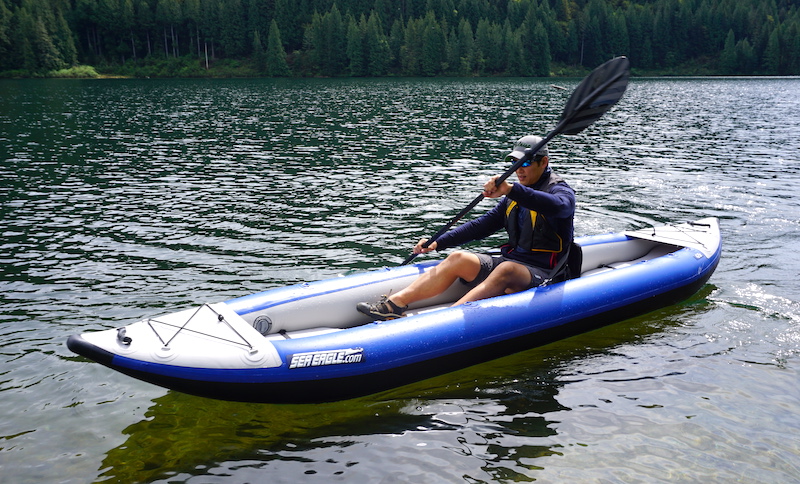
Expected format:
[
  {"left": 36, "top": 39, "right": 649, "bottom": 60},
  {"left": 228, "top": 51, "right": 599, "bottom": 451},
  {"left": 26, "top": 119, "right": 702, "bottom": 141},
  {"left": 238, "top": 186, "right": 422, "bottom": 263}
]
[{"left": 98, "top": 293, "right": 710, "bottom": 482}]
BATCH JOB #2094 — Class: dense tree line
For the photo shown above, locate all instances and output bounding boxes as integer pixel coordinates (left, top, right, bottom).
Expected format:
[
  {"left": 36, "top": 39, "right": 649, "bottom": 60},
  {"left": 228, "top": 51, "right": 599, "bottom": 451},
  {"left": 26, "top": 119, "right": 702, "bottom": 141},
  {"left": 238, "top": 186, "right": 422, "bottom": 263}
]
[{"left": 2, "top": 0, "right": 799, "bottom": 77}]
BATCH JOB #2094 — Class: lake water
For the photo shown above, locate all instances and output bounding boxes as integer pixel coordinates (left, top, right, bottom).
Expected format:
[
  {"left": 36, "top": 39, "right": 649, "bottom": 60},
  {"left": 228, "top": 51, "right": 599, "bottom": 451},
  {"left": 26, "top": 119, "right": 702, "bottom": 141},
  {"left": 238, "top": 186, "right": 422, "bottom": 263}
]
[{"left": 1, "top": 75, "right": 799, "bottom": 483}]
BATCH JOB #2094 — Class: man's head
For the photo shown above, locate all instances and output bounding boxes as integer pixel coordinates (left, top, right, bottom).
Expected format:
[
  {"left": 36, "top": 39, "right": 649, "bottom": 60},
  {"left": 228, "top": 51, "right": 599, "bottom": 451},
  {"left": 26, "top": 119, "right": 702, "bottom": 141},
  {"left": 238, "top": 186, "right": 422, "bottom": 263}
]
[
  {"left": 506, "top": 136, "right": 549, "bottom": 187},
  {"left": 505, "top": 135, "right": 548, "bottom": 162}
]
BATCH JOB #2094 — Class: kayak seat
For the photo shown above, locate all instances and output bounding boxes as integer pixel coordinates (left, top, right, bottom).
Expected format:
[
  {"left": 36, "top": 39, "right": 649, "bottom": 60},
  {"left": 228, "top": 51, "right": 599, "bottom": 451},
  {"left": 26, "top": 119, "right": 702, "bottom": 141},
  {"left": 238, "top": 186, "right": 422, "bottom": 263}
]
[
  {"left": 581, "top": 243, "right": 676, "bottom": 277},
  {"left": 566, "top": 242, "right": 583, "bottom": 280}
]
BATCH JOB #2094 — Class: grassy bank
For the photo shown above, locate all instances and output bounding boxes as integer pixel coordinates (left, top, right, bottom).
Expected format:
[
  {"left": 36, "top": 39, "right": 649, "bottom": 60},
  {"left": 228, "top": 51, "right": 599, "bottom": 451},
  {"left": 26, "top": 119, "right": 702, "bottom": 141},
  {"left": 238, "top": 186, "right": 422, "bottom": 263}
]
[{"left": 0, "top": 57, "right": 737, "bottom": 80}]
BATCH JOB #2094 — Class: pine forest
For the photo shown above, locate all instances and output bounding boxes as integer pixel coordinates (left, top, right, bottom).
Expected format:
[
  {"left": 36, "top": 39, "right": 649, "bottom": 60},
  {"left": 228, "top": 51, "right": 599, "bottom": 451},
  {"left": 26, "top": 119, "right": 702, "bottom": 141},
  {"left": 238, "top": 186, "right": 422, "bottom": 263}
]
[{"left": 1, "top": 0, "right": 799, "bottom": 78}]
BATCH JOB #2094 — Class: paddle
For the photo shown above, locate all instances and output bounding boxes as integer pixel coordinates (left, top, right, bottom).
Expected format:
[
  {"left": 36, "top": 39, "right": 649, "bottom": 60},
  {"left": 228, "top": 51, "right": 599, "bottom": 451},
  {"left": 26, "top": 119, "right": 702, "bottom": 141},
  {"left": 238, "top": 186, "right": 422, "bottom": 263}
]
[{"left": 401, "top": 56, "right": 631, "bottom": 266}]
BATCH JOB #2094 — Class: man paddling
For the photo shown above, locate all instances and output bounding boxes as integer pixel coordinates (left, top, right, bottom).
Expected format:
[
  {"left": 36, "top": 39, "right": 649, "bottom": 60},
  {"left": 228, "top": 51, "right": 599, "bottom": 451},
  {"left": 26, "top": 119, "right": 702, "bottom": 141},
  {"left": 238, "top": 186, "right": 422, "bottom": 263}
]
[{"left": 357, "top": 135, "right": 576, "bottom": 320}]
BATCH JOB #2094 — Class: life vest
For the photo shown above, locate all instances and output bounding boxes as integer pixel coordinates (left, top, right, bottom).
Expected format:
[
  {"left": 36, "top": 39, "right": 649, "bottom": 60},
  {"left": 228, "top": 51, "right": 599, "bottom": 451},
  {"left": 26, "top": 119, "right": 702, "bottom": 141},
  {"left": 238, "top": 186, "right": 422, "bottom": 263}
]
[{"left": 503, "top": 173, "right": 566, "bottom": 254}]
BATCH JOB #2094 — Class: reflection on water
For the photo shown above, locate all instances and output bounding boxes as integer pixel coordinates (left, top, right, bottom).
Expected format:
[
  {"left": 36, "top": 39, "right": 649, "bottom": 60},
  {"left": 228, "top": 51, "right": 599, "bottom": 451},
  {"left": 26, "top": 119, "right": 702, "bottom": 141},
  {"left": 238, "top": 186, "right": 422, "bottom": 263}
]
[
  {"left": 98, "top": 290, "right": 723, "bottom": 483},
  {"left": 1, "top": 77, "right": 800, "bottom": 483}
]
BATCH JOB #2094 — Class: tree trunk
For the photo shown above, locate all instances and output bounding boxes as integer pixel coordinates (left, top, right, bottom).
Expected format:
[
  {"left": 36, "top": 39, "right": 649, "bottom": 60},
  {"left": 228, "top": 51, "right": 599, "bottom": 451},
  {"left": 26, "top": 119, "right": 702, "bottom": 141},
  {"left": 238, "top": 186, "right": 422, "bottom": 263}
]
[
  {"left": 130, "top": 30, "right": 137, "bottom": 59},
  {"left": 171, "top": 24, "right": 178, "bottom": 57}
]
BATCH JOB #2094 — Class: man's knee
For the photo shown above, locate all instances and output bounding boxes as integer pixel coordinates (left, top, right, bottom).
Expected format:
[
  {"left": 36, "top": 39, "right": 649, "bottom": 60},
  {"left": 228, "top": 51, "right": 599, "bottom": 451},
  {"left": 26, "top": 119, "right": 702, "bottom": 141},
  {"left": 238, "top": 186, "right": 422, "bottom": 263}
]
[
  {"left": 441, "top": 251, "right": 482, "bottom": 280},
  {"left": 486, "top": 262, "right": 512, "bottom": 281},
  {"left": 487, "top": 261, "right": 530, "bottom": 290},
  {"left": 444, "top": 251, "right": 475, "bottom": 265}
]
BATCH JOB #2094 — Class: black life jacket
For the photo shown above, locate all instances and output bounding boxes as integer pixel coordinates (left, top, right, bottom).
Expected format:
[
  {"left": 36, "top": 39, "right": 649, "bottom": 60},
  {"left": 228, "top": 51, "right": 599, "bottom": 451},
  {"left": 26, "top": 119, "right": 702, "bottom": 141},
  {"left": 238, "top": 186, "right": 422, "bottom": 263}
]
[{"left": 503, "top": 173, "right": 566, "bottom": 254}]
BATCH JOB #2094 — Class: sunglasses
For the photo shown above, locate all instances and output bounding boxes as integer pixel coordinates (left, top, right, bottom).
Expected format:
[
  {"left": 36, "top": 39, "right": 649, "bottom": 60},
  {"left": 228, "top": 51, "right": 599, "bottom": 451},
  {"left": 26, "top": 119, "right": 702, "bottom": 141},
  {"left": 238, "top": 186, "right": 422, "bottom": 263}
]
[{"left": 506, "top": 155, "right": 544, "bottom": 168}]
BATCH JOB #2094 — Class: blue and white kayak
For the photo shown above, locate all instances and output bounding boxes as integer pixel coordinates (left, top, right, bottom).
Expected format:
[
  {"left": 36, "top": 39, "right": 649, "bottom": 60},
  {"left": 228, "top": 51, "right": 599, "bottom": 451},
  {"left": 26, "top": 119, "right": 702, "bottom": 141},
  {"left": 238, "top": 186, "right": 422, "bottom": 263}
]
[{"left": 67, "top": 218, "right": 721, "bottom": 403}]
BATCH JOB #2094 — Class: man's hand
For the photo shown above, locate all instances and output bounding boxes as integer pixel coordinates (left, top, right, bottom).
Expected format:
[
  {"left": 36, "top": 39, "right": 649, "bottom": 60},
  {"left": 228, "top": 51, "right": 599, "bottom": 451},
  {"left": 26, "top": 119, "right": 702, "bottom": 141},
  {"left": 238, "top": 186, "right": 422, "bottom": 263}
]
[
  {"left": 483, "top": 176, "right": 513, "bottom": 198},
  {"left": 413, "top": 238, "right": 438, "bottom": 254}
]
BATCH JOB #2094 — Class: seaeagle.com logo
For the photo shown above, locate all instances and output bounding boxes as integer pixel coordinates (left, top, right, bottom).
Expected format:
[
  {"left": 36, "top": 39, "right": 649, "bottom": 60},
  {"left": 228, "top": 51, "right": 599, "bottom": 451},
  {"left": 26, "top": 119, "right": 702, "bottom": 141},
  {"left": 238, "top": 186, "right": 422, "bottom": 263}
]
[{"left": 288, "top": 348, "right": 365, "bottom": 369}]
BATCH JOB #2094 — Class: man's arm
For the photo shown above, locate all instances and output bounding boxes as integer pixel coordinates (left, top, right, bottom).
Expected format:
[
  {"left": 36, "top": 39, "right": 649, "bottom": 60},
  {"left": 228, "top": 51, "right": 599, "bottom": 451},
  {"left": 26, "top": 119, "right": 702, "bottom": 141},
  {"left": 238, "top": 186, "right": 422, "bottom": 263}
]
[
  {"left": 507, "top": 183, "right": 575, "bottom": 218},
  {"left": 434, "top": 202, "right": 506, "bottom": 251}
]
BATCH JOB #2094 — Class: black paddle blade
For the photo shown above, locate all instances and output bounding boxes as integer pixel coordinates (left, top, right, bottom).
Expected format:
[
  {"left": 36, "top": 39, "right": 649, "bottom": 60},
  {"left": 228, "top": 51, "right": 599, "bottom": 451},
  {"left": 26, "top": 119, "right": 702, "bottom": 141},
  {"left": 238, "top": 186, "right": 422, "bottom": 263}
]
[{"left": 559, "top": 56, "right": 630, "bottom": 136}]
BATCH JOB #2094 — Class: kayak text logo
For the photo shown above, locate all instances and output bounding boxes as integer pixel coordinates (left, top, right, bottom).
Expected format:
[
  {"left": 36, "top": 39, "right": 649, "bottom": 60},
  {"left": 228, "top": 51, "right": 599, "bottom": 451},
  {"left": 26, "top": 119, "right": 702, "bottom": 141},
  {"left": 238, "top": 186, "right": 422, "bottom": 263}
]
[{"left": 288, "top": 348, "right": 365, "bottom": 369}]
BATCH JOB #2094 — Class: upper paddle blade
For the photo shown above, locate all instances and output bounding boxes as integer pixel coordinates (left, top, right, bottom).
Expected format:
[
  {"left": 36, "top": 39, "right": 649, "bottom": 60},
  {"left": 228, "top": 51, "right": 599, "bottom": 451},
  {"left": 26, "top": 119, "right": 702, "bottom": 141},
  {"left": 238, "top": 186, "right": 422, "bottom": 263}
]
[{"left": 559, "top": 56, "right": 630, "bottom": 135}]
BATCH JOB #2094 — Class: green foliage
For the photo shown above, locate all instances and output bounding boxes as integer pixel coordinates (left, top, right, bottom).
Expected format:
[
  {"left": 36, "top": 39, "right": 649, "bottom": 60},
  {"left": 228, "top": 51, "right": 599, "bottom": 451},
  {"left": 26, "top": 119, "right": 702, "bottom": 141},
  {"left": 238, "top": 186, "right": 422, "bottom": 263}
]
[
  {"left": 2, "top": 0, "right": 800, "bottom": 78},
  {"left": 101, "top": 55, "right": 254, "bottom": 78},
  {"left": 49, "top": 64, "right": 99, "bottom": 78}
]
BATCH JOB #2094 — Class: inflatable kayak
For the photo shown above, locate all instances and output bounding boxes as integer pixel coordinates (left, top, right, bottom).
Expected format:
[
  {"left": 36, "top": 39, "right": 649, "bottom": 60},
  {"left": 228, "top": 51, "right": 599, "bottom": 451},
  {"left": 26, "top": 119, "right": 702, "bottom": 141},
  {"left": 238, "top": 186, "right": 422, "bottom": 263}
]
[{"left": 67, "top": 218, "right": 721, "bottom": 403}]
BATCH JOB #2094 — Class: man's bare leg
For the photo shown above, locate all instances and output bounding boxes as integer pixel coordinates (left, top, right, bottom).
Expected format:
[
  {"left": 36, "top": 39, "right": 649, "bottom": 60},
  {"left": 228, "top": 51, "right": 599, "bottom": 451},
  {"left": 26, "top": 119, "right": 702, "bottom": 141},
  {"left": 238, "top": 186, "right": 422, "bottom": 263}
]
[
  {"left": 390, "top": 251, "right": 483, "bottom": 308},
  {"left": 452, "top": 261, "right": 532, "bottom": 306}
]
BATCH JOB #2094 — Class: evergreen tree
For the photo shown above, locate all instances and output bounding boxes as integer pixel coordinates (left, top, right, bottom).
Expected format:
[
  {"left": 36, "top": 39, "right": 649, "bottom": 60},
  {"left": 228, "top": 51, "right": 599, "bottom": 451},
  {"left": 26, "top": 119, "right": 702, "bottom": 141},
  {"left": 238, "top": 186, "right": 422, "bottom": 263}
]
[
  {"left": 720, "top": 29, "right": 737, "bottom": 74},
  {"left": 373, "top": 0, "right": 398, "bottom": 28},
  {"left": 305, "top": 11, "right": 324, "bottom": 68},
  {"left": 181, "top": 0, "right": 200, "bottom": 57},
  {"left": 607, "top": 12, "right": 628, "bottom": 59},
  {"left": 401, "top": 16, "right": 423, "bottom": 75},
  {"left": 427, "top": 0, "right": 456, "bottom": 26},
  {"left": 530, "top": 20, "right": 550, "bottom": 76},
  {"left": 455, "top": 18, "right": 475, "bottom": 75},
  {"left": 520, "top": 6, "right": 552, "bottom": 76},
  {"left": 626, "top": 6, "right": 653, "bottom": 68},
  {"left": 346, "top": 0, "right": 372, "bottom": 18},
  {"left": 246, "top": 0, "right": 272, "bottom": 42},
  {"left": 347, "top": 15, "right": 366, "bottom": 76},
  {"left": 274, "top": 0, "right": 303, "bottom": 50},
  {"left": 421, "top": 11, "right": 445, "bottom": 76},
  {"left": 266, "top": 19, "right": 291, "bottom": 76},
  {"left": 564, "top": 16, "right": 581, "bottom": 65},
  {"left": 583, "top": 0, "right": 610, "bottom": 64},
  {"left": 400, "top": 0, "right": 426, "bottom": 20},
  {"left": 252, "top": 28, "right": 266, "bottom": 72},
  {"left": 119, "top": 0, "right": 135, "bottom": 60},
  {"left": 505, "top": 29, "right": 525, "bottom": 76},
  {"left": 35, "top": 16, "right": 65, "bottom": 70},
  {"left": 135, "top": 0, "right": 156, "bottom": 58},
  {"left": 0, "top": 0, "right": 12, "bottom": 70},
  {"left": 15, "top": 2, "right": 64, "bottom": 71},
  {"left": 322, "top": 5, "right": 347, "bottom": 76},
  {"left": 155, "top": 0, "right": 181, "bottom": 58},
  {"left": 787, "top": 18, "right": 800, "bottom": 74},
  {"left": 475, "top": 18, "right": 503, "bottom": 74},
  {"left": 52, "top": 4, "right": 77, "bottom": 66},
  {"left": 553, "top": 0, "right": 570, "bottom": 22},
  {"left": 388, "top": 18, "right": 404, "bottom": 71},
  {"left": 306, "top": 5, "right": 347, "bottom": 76},
  {"left": 763, "top": 28, "right": 780, "bottom": 75},
  {"left": 219, "top": 0, "right": 246, "bottom": 57},
  {"left": 364, "top": 11, "right": 389, "bottom": 75},
  {"left": 582, "top": 10, "right": 605, "bottom": 66},
  {"left": 735, "top": 38, "right": 756, "bottom": 74},
  {"left": 19, "top": 32, "right": 38, "bottom": 72}
]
